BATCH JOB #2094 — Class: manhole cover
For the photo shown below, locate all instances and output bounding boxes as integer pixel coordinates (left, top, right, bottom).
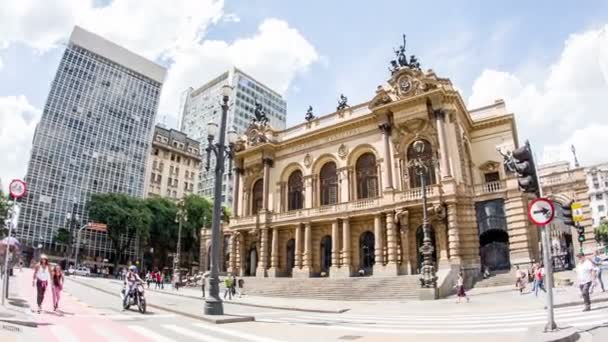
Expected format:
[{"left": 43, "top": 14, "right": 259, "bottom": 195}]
[
  {"left": 338, "top": 336, "right": 362, "bottom": 340},
  {"left": 1, "top": 324, "right": 21, "bottom": 333}
]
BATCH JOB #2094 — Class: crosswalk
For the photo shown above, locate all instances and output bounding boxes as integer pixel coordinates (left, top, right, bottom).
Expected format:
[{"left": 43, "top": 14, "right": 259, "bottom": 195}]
[
  {"left": 39, "top": 320, "right": 289, "bottom": 342},
  {"left": 256, "top": 304, "right": 608, "bottom": 335}
]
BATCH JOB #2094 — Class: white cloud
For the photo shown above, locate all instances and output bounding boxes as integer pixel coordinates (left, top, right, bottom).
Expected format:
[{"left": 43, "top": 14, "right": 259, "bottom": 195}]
[
  {"left": 467, "top": 24, "right": 608, "bottom": 166},
  {"left": 223, "top": 13, "right": 241, "bottom": 23},
  {"left": 160, "top": 18, "right": 319, "bottom": 116},
  {"left": 0, "top": 96, "right": 40, "bottom": 191}
]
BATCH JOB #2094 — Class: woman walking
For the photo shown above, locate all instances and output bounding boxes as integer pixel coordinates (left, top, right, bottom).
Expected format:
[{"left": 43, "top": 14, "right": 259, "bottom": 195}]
[
  {"left": 51, "top": 265, "right": 64, "bottom": 311},
  {"left": 32, "top": 254, "right": 51, "bottom": 313},
  {"left": 515, "top": 265, "right": 527, "bottom": 294},
  {"left": 455, "top": 271, "right": 470, "bottom": 303}
]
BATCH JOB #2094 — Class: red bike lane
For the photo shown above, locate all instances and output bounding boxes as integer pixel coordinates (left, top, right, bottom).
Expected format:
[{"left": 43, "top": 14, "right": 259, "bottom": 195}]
[{"left": 15, "top": 269, "right": 154, "bottom": 341}]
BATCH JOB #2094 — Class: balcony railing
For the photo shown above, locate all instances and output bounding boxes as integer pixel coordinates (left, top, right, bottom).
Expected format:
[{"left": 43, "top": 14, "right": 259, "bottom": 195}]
[
  {"left": 474, "top": 180, "right": 506, "bottom": 195},
  {"left": 399, "top": 184, "right": 439, "bottom": 201}
]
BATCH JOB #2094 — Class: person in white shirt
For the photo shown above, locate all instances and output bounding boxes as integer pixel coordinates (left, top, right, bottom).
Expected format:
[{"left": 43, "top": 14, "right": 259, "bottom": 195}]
[{"left": 577, "top": 252, "right": 596, "bottom": 312}]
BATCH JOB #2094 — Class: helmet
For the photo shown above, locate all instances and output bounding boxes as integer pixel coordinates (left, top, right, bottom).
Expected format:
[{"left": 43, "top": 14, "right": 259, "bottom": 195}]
[{"left": 129, "top": 265, "right": 137, "bottom": 272}]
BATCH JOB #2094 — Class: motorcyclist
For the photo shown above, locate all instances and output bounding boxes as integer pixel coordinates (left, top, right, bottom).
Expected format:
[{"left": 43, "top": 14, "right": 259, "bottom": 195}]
[{"left": 122, "top": 265, "right": 143, "bottom": 310}]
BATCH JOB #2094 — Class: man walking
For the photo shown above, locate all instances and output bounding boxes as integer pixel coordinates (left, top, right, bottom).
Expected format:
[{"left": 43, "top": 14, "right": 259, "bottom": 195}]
[
  {"left": 592, "top": 250, "right": 605, "bottom": 292},
  {"left": 223, "top": 276, "right": 233, "bottom": 300},
  {"left": 577, "top": 252, "right": 596, "bottom": 312}
]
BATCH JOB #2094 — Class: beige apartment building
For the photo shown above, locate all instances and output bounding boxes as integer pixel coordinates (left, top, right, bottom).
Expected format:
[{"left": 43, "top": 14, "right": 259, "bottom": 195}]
[
  {"left": 199, "top": 60, "right": 593, "bottom": 296},
  {"left": 144, "top": 125, "right": 202, "bottom": 200}
]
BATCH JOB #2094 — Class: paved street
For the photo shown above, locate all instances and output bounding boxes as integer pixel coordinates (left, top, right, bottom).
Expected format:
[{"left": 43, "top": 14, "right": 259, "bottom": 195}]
[{"left": 3, "top": 269, "right": 608, "bottom": 341}]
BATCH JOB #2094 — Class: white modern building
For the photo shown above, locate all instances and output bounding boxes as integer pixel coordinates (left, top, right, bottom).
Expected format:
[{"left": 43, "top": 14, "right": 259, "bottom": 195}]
[
  {"left": 179, "top": 67, "right": 287, "bottom": 207},
  {"left": 586, "top": 163, "right": 608, "bottom": 227},
  {"left": 17, "top": 26, "right": 166, "bottom": 267}
]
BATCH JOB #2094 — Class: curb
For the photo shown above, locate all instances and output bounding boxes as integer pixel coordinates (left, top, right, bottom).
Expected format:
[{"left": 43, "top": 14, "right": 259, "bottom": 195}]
[
  {"left": 551, "top": 296, "right": 608, "bottom": 309},
  {"left": 143, "top": 288, "right": 350, "bottom": 314},
  {"left": 66, "top": 278, "right": 253, "bottom": 324}
]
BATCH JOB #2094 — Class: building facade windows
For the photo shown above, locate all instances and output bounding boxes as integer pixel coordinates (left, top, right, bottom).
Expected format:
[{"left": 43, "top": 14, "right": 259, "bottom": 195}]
[
  {"left": 320, "top": 162, "right": 338, "bottom": 206},
  {"left": 407, "top": 139, "right": 436, "bottom": 188},
  {"left": 356, "top": 153, "right": 378, "bottom": 199},
  {"left": 252, "top": 179, "right": 263, "bottom": 214},
  {"left": 288, "top": 170, "right": 304, "bottom": 211}
]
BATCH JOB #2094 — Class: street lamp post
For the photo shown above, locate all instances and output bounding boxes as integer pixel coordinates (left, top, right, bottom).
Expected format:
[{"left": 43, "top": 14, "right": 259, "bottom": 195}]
[
  {"left": 203, "top": 84, "right": 238, "bottom": 315},
  {"left": 174, "top": 199, "right": 187, "bottom": 278},
  {"left": 409, "top": 138, "right": 438, "bottom": 288}
]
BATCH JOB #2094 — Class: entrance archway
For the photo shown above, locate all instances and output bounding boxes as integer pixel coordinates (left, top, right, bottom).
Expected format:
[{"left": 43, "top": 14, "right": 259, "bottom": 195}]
[
  {"left": 479, "top": 230, "right": 510, "bottom": 271},
  {"left": 416, "top": 225, "right": 437, "bottom": 273},
  {"left": 359, "top": 231, "right": 375, "bottom": 275},
  {"left": 246, "top": 244, "right": 258, "bottom": 276},
  {"left": 286, "top": 239, "right": 295, "bottom": 276},
  {"left": 320, "top": 235, "right": 332, "bottom": 274}
]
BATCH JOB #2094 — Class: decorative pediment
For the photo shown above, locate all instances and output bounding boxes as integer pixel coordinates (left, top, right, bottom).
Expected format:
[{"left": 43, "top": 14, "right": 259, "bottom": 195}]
[
  {"left": 478, "top": 160, "right": 501, "bottom": 173},
  {"left": 236, "top": 122, "right": 276, "bottom": 150}
]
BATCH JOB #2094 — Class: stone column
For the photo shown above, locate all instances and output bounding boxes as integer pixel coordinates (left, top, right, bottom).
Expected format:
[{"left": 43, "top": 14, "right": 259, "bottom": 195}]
[
  {"left": 434, "top": 109, "right": 451, "bottom": 179},
  {"left": 294, "top": 222, "right": 313, "bottom": 278},
  {"left": 374, "top": 214, "right": 384, "bottom": 266},
  {"left": 379, "top": 123, "right": 394, "bottom": 190},
  {"left": 232, "top": 167, "right": 243, "bottom": 217},
  {"left": 243, "top": 191, "right": 249, "bottom": 216},
  {"left": 437, "top": 223, "right": 450, "bottom": 269},
  {"left": 236, "top": 232, "right": 246, "bottom": 276},
  {"left": 304, "top": 175, "right": 313, "bottom": 208},
  {"left": 337, "top": 218, "right": 353, "bottom": 277},
  {"left": 262, "top": 158, "right": 273, "bottom": 210},
  {"left": 330, "top": 220, "right": 341, "bottom": 277},
  {"left": 339, "top": 167, "right": 349, "bottom": 203},
  {"left": 400, "top": 225, "right": 412, "bottom": 274},
  {"left": 268, "top": 227, "right": 280, "bottom": 277},
  {"left": 294, "top": 224, "right": 302, "bottom": 269},
  {"left": 256, "top": 228, "right": 269, "bottom": 277},
  {"left": 447, "top": 203, "right": 461, "bottom": 264},
  {"left": 228, "top": 234, "right": 237, "bottom": 273}
]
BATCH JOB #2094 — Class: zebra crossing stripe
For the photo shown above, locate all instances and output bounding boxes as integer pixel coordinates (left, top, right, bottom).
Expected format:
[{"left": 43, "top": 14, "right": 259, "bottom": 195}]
[
  {"left": 91, "top": 325, "right": 128, "bottom": 342},
  {"left": 48, "top": 325, "right": 80, "bottom": 342},
  {"left": 193, "top": 323, "right": 287, "bottom": 342},
  {"left": 161, "top": 324, "right": 230, "bottom": 342},
  {"left": 127, "top": 325, "right": 177, "bottom": 342}
]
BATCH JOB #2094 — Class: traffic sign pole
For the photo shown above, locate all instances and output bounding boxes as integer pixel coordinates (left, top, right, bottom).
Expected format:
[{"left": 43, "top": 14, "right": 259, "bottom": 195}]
[
  {"left": 3, "top": 179, "right": 26, "bottom": 306},
  {"left": 532, "top": 159, "right": 557, "bottom": 332}
]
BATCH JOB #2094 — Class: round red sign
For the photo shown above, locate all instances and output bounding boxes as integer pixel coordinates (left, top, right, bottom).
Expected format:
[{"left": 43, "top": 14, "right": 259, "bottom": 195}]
[
  {"left": 527, "top": 197, "right": 555, "bottom": 226},
  {"left": 9, "top": 179, "right": 27, "bottom": 199}
]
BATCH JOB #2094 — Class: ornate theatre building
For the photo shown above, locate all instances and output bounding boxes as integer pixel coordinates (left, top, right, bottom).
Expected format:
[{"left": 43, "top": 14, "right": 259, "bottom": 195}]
[{"left": 201, "top": 42, "right": 592, "bottom": 295}]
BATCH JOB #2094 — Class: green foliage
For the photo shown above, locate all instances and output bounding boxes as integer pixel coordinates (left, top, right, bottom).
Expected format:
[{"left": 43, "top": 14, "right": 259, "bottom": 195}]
[
  {"left": 144, "top": 197, "right": 178, "bottom": 268},
  {"left": 595, "top": 221, "right": 608, "bottom": 245},
  {"left": 88, "top": 193, "right": 151, "bottom": 267},
  {"left": 0, "top": 190, "right": 8, "bottom": 237},
  {"left": 54, "top": 227, "right": 73, "bottom": 245},
  {"left": 182, "top": 194, "right": 213, "bottom": 262}
]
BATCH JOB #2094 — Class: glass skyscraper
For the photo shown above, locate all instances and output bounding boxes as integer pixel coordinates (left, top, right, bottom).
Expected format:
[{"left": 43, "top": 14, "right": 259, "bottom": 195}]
[
  {"left": 17, "top": 26, "right": 166, "bottom": 265},
  {"left": 179, "top": 67, "right": 287, "bottom": 207}
]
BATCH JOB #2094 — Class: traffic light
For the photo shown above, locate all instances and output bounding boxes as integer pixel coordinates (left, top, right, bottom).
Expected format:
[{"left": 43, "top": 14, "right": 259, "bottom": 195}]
[
  {"left": 560, "top": 200, "right": 575, "bottom": 226},
  {"left": 577, "top": 225, "right": 585, "bottom": 243},
  {"left": 512, "top": 140, "right": 539, "bottom": 196}
]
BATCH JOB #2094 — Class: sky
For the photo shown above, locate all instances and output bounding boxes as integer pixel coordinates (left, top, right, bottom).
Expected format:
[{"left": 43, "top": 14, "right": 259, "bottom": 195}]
[{"left": 1, "top": 0, "right": 608, "bottom": 191}]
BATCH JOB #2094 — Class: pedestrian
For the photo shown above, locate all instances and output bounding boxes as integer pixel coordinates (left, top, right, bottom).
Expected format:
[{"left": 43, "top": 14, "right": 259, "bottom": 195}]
[
  {"left": 155, "top": 270, "right": 162, "bottom": 289},
  {"left": 592, "top": 250, "right": 605, "bottom": 292},
  {"left": 231, "top": 274, "right": 237, "bottom": 297},
  {"left": 455, "top": 271, "right": 469, "bottom": 303},
  {"left": 173, "top": 272, "right": 180, "bottom": 291},
  {"left": 515, "top": 265, "right": 527, "bottom": 295},
  {"left": 51, "top": 264, "right": 64, "bottom": 312},
  {"left": 577, "top": 252, "right": 595, "bottom": 312},
  {"left": 238, "top": 278, "right": 244, "bottom": 298},
  {"left": 145, "top": 271, "right": 152, "bottom": 289},
  {"left": 534, "top": 263, "right": 546, "bottom": 297},
  {"left": 32, "top": 254, "right": 51, "bottom": 313},
  {"left": 223, "top": 277, "right": 233, "bottom": 300}
]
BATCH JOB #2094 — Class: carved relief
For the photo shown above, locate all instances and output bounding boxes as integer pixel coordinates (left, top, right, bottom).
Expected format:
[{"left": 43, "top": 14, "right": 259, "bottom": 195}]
[
  {"left": 338, "top": 144, "right": 349, "bottom": 160},
  {"left": 304, "top": 153, "right": 312, "bottom": 168}
]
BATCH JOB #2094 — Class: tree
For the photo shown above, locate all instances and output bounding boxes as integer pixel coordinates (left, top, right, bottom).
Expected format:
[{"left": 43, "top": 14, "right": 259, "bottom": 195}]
[
  {"left": 182, "top": 194, "right": 213, "bottom": 265},
  {"left": 53, "top": 227, "right": 73, "bottom": 257},
  {"left": 144, "top": 197, "right": 178, "bottom": 269},
  {"left": 88, "top": 193, "right": 151, "bottom": 272},
  {"left": 595, "top": 221, "right": 608, "bottom": 246},
  {"left": 0, "top": 190, "right": 8, "bottom": 238}
]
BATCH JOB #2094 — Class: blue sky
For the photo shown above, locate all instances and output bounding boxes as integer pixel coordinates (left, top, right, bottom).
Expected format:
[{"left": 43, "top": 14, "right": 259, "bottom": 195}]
[{"left": 1, "top": 0, "right": 608, "bottom": 189}]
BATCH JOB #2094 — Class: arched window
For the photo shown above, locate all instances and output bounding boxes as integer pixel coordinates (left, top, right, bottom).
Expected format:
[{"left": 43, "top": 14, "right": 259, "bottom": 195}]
[
  {"left": 288, "top": 170, "right": 304, "bottom": 210},
  {"left": 320, "top": 162, "right": 338, "bottom": 205},
  {"left": 356, "top": 153, "right": 378, "bottom": 199},
  {"left": 407, "top": 140, "right": 436, "bottom": 188},
  {"left": 252, "top": 179, "right": 263, "bottom": 214}
]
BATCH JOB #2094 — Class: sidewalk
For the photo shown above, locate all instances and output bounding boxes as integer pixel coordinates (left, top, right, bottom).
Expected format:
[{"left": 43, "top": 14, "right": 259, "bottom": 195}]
[{"left": 0, "top": 270, "right": 40, "bottom": 341}]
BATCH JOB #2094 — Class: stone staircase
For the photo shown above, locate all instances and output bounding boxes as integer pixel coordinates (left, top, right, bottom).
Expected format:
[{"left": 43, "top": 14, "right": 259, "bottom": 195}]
[
  {"left": 473, "top": 271, "right": 515, "bottom": 288},
  {"left": 240, "top": 275, "right": 421, "bottom": 300}
]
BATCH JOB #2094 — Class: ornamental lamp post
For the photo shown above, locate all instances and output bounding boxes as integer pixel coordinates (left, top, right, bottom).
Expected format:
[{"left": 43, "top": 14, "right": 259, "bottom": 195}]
[
  {"left": 203, "top": 84, "right": 238, "bottom": 315},
  {"left": 174, "top": 198, "right": 187, "bottom": 278},
  {"left": 409, "top": 137, "right": 438, "bottom": 289}
]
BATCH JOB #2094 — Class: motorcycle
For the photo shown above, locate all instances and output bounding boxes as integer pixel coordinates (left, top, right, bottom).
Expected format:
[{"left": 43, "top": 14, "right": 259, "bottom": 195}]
[{"left": 121, "top": 281, "right": 146, "bottom": 314}]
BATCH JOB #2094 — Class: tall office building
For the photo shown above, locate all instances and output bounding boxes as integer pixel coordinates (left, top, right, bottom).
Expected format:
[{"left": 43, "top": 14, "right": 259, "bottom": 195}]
[
  {"left": 179, "top": 67, "right": 287, "bottom": 207},
  {"left": 17, "top": 26, "right": 166, "bottom": 265},
  {"left": 585, "top": 163, "right": 608, "bottom": 227}
]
